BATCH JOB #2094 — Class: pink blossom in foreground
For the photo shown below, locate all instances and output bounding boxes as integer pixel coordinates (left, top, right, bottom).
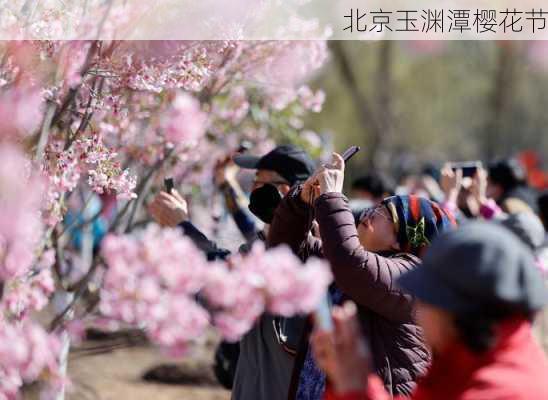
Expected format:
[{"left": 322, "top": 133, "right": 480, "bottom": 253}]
[
  {"left": 101, "top": 227, "right": 332, "bottom": 347},
  {"left": 202, "top": 243, "right": 332, "bottom": 342},
  {"left": 236, "top": 243, "right": 333, "bottom": 317},
  {"left": 0, "top": 33, "right": 329, "bottom": 399},
  {"left": 202, "top": 262, "right": 266, "bottom": 341},
  {"left": 0, "top": 146, "right": 44, "bottom": 281},
  {"left": 100, "top": 224, "right": 210, "bottom": 355},
  {"left": 1, "top": 268, "right": 55, "bottom": 320},
  {"left": 0, "top": 85, "right": 43, "bottom": 140},
  {"left": 0, "top": 320, "right": 61, "bottom": 399},
  {"left": 146, "top": 295, "right": 210, "bottom": 357},
  {"left": 161, "top": 92, "right": 208, "bottom": 147}
]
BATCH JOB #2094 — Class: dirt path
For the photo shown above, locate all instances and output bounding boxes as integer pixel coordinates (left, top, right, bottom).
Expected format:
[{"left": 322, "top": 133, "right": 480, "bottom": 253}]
[{"left": 64, "top": 335, "right": 231, "bottom": 400}]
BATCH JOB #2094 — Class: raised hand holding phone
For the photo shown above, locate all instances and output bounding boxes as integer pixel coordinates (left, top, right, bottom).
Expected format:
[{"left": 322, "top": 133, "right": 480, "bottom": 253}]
[
  {"left": 315, "top": 152, "right": 346, "bottom": 194},
  {"left": 449, "top": 161, "right": 482, "bottom": 178},
  {"left": 301, "top": 146, "right": 361, "bottom": 204},
  {"left": 148, "top": 177, "right": 188, "bottom": 227}
]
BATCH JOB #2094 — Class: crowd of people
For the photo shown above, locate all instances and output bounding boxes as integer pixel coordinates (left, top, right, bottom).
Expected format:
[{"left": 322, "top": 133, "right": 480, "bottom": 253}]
[{"left": 147, "top": 143, "right": 548, "bottom": 400}]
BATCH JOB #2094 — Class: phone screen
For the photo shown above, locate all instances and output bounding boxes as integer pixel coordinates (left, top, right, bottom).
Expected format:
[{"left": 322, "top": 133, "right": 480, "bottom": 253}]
[
  {"left": 450, "top": 161, "right": 482, "bottom": 178},
  {"left": 164, "top": 178, "right": 174, "bottom": 194}
]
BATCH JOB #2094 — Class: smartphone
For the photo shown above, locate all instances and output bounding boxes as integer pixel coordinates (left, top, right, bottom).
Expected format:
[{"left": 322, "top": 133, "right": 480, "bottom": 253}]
[
  {"left": 342, "top": 145, "right": 361, "bottom": 163},
  {"left": 164, "top": 177, "right": 174, "bottom": 194},
  {"left": 314, "top": 292, "right": 333, "bottom": 332},
  {"left": 450, "top": 161, "right": 482, "bottom": 178}
]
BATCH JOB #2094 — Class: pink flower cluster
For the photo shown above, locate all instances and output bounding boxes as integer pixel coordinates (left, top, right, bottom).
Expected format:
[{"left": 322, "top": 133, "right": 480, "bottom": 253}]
[
  {"left": 0, "top": 320, "right": 61, "bottom": 399},
  {"left": 101, "top": 227, "right": 332, "bottom": 348},
  {"left": 0, "top": 84, "right": 43, "bottom": 140},
  {"left": 57, "top": 41, "right": 91, "bottom": 88},
  {"left": 109, "top": 41, "right": 221, "bottom": 94},
  {"left": 201, "top": 262, "right": 266, "bottom": 342},
  {"left": 161, "top": 92, "right": 208, "bottom": 147},
  {"left": 99, "top": 224, "right": 210, "bottom": 356},
  {"left": 0, "top": 30, "right": 330, "bottom": 400},
  {"left": 212, "top": 86, "right": 250, "bottom": 125},
  {"left": 44, "top": 133, "right": 138, "bottom": 206},
  {"left": 0, "top": 145, "right": 45, "bottom": 281},
  {"left": 1, "top": 250, "right": 56, "bottom": 321},
  {"left": 203, "top": 243, "right": 332, "bottom": 341},
  {"left": 297, "top": 85, "right": 325, "bottom": 113}
]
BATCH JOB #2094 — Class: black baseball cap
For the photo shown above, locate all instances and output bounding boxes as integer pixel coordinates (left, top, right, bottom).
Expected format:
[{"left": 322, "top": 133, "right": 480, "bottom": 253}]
[
  {"left": 397, "top": 222, "right": 548, "bottom": 315},
  {"left": 233, "top": 145, "right": 315, "bottom": 185}
]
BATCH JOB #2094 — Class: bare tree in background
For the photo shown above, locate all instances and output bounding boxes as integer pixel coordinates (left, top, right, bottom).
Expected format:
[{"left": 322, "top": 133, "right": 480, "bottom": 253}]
[
  {"left": 483, "top": 42, "right": 521, "bottom": 160},
  {"left": 330, "top": 41, "right": 396, "bottom": 170}
]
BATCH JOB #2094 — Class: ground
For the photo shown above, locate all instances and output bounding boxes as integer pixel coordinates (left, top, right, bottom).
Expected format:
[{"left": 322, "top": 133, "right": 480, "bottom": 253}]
[{"left": 64, "top": 331, "right": 231, "bottom": 400}]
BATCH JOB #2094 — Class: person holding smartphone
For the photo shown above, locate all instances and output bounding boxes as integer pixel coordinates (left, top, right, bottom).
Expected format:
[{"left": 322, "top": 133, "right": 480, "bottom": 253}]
[
  {"left": 148, "top": 145, "right": 318, "bottom": 399},
  {"left": 268, "top": 153, "right": 456, "bottom": 399}
]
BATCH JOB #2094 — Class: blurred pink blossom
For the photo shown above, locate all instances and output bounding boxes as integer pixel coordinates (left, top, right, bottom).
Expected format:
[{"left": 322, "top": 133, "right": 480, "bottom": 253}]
[
  {"left": 100, "top": 224, "right": 210, "bottom": 354},
  {"left": 0, "top": 85, "right": 43, "bottom": 140},
  {"left": 0, "top": 146, "right": 45, "bottom": 280},
  {"left": 297, "top": 85, "right": 325, "bottom": 113},
  {"left": 0, "top": 320, "right": 61, "bottom": 399},
  {"left": 161, "top": 92, "right": 208, "bottom": 147},
  {"left": 202, "top": 243, "right": 332, "bottom": 341}
]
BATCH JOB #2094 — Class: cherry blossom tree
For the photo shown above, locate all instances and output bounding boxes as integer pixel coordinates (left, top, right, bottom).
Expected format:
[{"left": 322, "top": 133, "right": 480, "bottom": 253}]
[{"left": 0, "top": 36, "right": 329, "bottom": 398}]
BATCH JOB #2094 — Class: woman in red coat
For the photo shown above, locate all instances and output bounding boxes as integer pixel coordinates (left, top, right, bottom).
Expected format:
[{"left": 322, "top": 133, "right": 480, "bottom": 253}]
[{"left": 312, "top": 222, "right": 548, "bottom": 400}]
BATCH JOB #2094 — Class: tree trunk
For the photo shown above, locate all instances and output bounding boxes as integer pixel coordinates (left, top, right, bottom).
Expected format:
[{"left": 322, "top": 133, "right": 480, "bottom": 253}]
[
  {"left": 374, "top": 41, "right": 395, "bottom": 170},
  {"left": 484, "top": 42, "right": 519, "bottom": 160},
  {"left": 330, "top": 42, "right": 396, "bottom": 170}
]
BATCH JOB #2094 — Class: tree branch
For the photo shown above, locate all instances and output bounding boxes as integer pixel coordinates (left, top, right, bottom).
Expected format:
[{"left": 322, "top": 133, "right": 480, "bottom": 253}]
[{"left": 329, "top": 41, "right": 385, "bottom": 169}]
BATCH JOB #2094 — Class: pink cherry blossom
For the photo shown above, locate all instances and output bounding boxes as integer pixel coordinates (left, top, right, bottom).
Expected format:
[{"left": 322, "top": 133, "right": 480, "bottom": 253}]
[
  {"left": 201, "top": 243, "right": 332, "bottom": 341},
  {"left": 100, "top": 228, "right": 332, "bottom": 346},
  {"left": 99, "top": 224, "right": 210, "bottom": 354},
  {"left": 161, "top": 92, "right": 208, "bottom": 147},
  {"left": 58, "top": 41, "right": 91, "bottom": 88},
  {"left": 0, "top": 145, "right": 44, "bottom": 281},
  {"left": 0, "top": 84, "right": 43, "bottom": 140},
  {"left": 0, "top": 320, "right": 61, "bottom": 399},
  {"left": 237, "top": 243, "right": 333, "bottom": 316},
  {"left": 0, "top": 37, "right": 329, "bottom": 396},
  {"left": 202, "top": 262, "right": 265, "bottom": 341},
  {"left": 297, "top": 85, "right": 325, "bottom": 113},
  {"left": 212, "top": 85, "right": 250, "bottom": 125}
]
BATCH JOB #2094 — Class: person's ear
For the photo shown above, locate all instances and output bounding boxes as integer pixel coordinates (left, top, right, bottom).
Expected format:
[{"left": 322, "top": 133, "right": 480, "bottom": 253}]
[{"left": 279, "top": 184, "right": 291, "bottom": 196}]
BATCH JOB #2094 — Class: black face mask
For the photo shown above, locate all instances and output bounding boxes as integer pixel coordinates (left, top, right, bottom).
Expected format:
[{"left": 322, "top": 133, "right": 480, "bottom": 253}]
[{"left": 248, "top": 184, "right": 283, "bottom": 224}]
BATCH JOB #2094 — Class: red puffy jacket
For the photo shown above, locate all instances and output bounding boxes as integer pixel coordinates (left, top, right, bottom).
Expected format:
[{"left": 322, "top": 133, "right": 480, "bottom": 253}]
[{"left": 325, "top": 318, "right": 548, "bottom": 400}]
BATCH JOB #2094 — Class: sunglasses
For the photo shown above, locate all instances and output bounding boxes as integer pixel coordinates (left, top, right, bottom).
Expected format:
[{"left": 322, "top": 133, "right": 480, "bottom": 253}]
[{"left": 359, "top": 204, "right": 392, "bottom": 225}]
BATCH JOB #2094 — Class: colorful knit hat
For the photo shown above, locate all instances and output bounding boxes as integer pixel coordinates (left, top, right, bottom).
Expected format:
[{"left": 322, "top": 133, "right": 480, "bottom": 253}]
[{"left": 382, "top": 195, "right": 457, "bottom": 255}]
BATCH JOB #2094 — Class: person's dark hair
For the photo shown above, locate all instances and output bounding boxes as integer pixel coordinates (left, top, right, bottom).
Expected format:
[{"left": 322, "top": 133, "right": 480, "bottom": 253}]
[
  {"left": 421, "top": 163, "right": 441, "bottom": 183},
  {"left": 352, "top": 173, "right": 395, "bottom": 199},
  {"left": 488, "top": 159, "right": 528, "bottom": 193},
  {"left": 538, "top": 191, "right": 548, "bottom": 230},
  {"left": 453, "top": 307, "right": 534, "bottom": 354}
]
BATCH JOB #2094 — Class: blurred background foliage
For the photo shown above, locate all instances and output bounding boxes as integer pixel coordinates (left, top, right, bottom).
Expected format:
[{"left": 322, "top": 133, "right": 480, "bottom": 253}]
[{"left": 304, "top": 41, "right": 548, "bottom": 184}]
